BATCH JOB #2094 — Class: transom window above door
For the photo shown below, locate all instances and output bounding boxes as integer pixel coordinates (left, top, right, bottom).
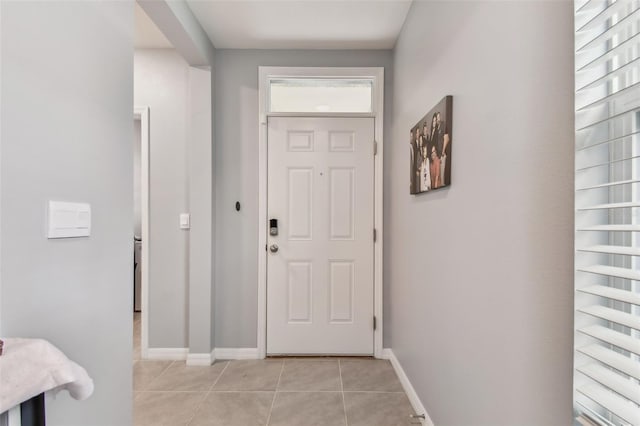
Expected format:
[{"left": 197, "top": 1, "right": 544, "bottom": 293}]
[{"left": 268, "top": 78, "right": 374, "bottom": 113}]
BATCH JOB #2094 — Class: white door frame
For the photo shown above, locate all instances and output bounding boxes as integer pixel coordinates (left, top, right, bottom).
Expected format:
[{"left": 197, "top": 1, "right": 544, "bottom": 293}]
[
  {"left": 134, "top": 106, "right": 150, "bottom": 359},
  {"left": 257, "top": 66, "right": 384, "bottom": 359}
]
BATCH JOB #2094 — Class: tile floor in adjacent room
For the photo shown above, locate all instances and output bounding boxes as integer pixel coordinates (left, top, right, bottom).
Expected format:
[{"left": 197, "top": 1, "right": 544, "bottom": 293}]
[{"left": 132, "top": 313, "right": 417, "bottom": 426}]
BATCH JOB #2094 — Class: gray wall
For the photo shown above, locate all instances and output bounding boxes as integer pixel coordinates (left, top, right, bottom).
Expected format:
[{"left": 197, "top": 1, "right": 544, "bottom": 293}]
[
  {"left": 134, "top": 49, "right": 190, "bottom": 348},
  {"left": 388, "top": 2, "right": 574, "bottom": 425},
  {"left": 187, "top": 66, "right": 215, "bottom": 355},
  {"left": 214, "top": 50, "right": 393, "bottom": 348},
  {"left": 0, "top": 2, "right": 133, "bottom": 425}
]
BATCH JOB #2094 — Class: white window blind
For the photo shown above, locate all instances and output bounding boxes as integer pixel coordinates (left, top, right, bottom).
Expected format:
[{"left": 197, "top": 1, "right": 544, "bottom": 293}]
[{"left": 574, "top": 1, "right": 640, "bottom": 425}]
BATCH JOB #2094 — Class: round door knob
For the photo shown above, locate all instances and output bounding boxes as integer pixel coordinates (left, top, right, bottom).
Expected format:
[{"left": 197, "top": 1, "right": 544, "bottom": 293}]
[{"left": 269, "top": 244, "right": 279, "bottom": 253}]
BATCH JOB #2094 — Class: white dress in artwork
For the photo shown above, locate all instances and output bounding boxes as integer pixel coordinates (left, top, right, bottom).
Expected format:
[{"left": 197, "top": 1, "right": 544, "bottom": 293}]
[{"left": 420, "top": 158, "right": 431, "bottom": 192}]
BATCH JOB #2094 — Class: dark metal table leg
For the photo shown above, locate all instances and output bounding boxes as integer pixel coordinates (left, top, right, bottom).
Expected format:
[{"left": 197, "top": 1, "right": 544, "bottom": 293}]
[{"left": 20, "top": 393, "right": 45, "bottom": 426}]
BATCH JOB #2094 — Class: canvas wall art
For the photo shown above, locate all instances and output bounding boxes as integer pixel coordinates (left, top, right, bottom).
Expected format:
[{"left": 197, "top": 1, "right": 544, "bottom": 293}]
[{"left": 410, "top": 95, "right": 453, "bottom": 194}]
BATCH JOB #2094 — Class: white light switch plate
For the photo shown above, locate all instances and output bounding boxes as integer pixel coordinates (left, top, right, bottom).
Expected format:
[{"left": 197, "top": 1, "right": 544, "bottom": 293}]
[
  {"left": 48, "top": 201, "right": 91, "bottom": 238},
  {"left": 180, "top": 213, "right": 190, "bottom": 230}
]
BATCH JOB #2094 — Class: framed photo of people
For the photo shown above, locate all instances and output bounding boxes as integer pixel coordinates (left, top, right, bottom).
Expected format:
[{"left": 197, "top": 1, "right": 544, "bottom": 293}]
[{"left": 409, "top": 95, "right": 453, "bottom": 194}]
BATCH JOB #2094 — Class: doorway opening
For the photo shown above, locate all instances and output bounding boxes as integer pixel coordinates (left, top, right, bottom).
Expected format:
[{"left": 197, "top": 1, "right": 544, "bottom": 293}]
[
  {"left": 266, "top": 116, "right": 375, "bottom": 355},
  {"left": 133, "top": 106, "right": 150, "bottom": 361},
  {"left": 258, "top": 67, "right": 385, "bottom": 358}
]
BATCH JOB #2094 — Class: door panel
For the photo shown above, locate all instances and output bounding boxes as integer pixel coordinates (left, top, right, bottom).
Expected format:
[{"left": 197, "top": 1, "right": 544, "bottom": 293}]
[
  {"left": 287, "top": 168, "right": 313, "bottom": 240},
  {"left": 329, "top": 167, "right": 355, "bottom": 240},
  {"left": 287, "top": 261, "right": 312, "bottom": 323},
  {"left": 329, "top": 260, "right": 354, "bottom": 323},
  {"left": 267, "top": 117, "right": 374, "bottom": 355}
]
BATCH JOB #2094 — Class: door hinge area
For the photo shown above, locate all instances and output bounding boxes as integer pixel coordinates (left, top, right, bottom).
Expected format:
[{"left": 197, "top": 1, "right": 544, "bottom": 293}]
[
  {"left": 373, "top": 228, "right": 377, "bottom": 242},
  {"left": 374, "top": 141, "right": 378, "bottom": 156},
  {"left": 373, "top": 316, "right": 377, "bottom": 330}
]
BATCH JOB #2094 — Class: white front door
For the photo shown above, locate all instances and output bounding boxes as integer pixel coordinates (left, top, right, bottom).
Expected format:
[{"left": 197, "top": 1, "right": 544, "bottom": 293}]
[{"left": 267, "top": 117, "right": 375, "bottom": 355}]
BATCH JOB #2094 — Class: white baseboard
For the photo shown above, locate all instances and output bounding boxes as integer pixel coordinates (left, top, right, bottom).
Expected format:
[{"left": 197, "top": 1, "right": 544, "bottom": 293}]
[
  {"left": 186, "top": 352, "right": 215, "bottom": 366},
  {"left": 146, "top": 347, "right": 188, "bottom": 361},
  {"left": 214, "top": 347, "right": 259, "bottom": 360},
  {"left": 382, "top": 348, "right": 435, "bottom": 426},
  {"left": 380, "top": 348, "right": 393, "bottom": 360},
  {"left": 146, "top": 347, "right": 261, "bottom": 362}
]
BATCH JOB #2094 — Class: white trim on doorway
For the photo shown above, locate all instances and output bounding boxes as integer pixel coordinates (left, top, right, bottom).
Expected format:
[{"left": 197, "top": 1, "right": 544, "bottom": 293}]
[
  {"left": 134, "top": 106, "right": 150, "bottom": 360},
  {"left": 257, "top": 66, "right": 385, "bottom": 359}
]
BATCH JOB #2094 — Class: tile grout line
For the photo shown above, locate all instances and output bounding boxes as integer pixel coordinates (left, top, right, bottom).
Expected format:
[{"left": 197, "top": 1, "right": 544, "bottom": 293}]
[
  {"left": 139, "top": 360, "right": 175, "bottom": 391},
  {"left": 208, "top": 361, "right": 231, "bottom": 392},
  {"left": 185, "top": 360, "right": 231, "bottom": 426},
  {"left": 183, "top": 391, "right": 209, "bottom": 426},
  {"left": 265, "top": 360, "right": 285, "bottom": 426},
  {"left": 339, "top": 360, "right": 348, "bottom": 426}
]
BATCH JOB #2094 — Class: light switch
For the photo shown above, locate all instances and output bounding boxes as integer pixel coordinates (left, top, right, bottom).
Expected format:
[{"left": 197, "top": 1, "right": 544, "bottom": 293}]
[
  {"left": 48, "top": 201, "right": 91, "bottom": 239},
  {"left": 180, "top": 213, "right": 190, "bottom": 230}
]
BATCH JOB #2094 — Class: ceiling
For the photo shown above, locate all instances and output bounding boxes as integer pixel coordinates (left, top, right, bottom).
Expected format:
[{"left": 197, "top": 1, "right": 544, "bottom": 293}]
[
  {"left": 185, "top": 0, "right": 413, "bottom": 50},
  {"left": 134, "top": 3, "right": 173, "bottom": 48}
]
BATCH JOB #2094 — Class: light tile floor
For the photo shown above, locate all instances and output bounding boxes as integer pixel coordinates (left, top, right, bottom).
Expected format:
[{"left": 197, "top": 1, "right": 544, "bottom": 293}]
[{"left": 132, "top": 313, "right": 417, "bottom": 426}]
